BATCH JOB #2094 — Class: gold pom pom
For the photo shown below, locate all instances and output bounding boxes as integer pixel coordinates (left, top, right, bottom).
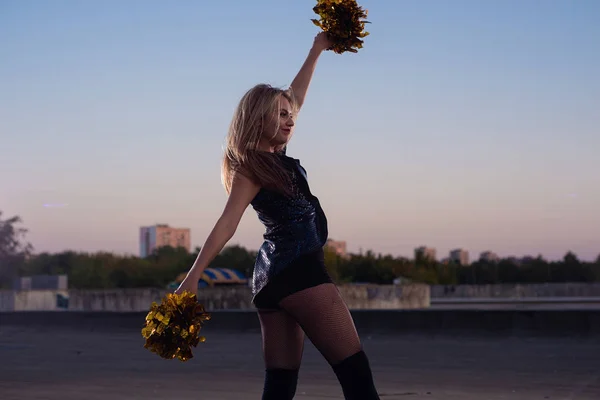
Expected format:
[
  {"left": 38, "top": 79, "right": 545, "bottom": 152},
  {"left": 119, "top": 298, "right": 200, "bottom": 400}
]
[
  {"left": 311, "top": 0, "right": 370, "bottom": 54},
  {"left": 141, "top": 291, "right": 211, "bottom": 362}
]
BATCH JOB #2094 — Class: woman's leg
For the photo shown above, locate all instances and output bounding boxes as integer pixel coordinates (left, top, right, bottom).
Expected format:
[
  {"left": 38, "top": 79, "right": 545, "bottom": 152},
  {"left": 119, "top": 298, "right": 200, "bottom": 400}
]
[
  {"left": 278, "top": 283, "right": 380, "bottom": 400},
  {"left": 257, "top": 308, "right": 305, "bottom": 400}
]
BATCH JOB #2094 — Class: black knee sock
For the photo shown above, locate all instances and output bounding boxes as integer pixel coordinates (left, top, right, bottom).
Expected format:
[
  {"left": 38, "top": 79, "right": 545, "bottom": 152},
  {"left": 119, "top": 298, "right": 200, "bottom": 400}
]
[
  {"left": 262, "top": 368, "right": 299, "bottom": 400},
  {"left": 332, "top": 350, "right": 380, "bottom": 400}
]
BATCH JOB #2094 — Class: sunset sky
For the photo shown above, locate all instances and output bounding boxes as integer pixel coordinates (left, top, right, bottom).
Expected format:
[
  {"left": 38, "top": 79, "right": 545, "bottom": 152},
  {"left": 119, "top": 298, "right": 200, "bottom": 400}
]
[{"left": 2, "top": 0, "right": 599, "bottom": 261}]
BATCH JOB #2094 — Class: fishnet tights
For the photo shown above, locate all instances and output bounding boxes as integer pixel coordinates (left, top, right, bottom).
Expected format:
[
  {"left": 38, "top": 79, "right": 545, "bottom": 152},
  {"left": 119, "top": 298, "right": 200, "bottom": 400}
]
[
  {"left": 258, "top": 308, "right": 305, "bottom": 370},
  {"left": 257, "top": 283, "right": 362, "bottom": 368}
]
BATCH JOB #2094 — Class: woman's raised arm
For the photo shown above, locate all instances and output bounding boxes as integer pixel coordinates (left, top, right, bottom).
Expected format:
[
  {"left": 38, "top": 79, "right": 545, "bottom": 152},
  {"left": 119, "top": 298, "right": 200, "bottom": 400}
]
[{"left": 290, "top": 32, "right": 332, "bottom": 111}]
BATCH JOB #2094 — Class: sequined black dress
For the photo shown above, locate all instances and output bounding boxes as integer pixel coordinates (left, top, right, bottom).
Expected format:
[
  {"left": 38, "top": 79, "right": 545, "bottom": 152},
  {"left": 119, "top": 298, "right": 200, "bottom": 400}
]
[{"left": 250, "top": 148, "right": 331, "bottom": 308}]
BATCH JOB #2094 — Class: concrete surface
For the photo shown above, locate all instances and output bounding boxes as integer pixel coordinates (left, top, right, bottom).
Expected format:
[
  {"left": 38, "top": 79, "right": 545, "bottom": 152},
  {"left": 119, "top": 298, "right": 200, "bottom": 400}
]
[
  {"left": 3, "top": 309, "right": 600, "bottom": 336},
  {"left": 1, "top": 323, "right": 599, "bottom": 400}
]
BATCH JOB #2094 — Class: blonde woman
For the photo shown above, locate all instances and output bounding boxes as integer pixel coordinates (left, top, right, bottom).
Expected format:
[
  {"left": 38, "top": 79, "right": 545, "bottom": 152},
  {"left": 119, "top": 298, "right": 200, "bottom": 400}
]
[{"left": 176, "top": 32, "right": 379, "bottom": 400}]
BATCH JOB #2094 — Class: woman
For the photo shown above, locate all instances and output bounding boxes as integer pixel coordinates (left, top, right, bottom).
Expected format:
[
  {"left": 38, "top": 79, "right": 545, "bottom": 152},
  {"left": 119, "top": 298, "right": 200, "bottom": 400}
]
[{"left": 176, "top": 32, "right": 380, "bottom": 400}]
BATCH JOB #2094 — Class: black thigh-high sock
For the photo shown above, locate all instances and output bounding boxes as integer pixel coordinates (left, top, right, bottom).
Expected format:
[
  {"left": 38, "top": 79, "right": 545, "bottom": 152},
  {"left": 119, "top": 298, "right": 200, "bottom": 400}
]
[
  {"left": 262, "top": 368, "right": 299, "bottom": 400},
  {"left": 331, "top": 350, "right": 380, "bottom": 400}
]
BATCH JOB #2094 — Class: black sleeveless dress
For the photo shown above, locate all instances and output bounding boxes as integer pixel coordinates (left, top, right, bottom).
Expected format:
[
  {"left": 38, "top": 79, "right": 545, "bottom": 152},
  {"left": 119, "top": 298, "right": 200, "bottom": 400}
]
[{"left": 250, "top": 148, "right": 332, "bottom": 309}]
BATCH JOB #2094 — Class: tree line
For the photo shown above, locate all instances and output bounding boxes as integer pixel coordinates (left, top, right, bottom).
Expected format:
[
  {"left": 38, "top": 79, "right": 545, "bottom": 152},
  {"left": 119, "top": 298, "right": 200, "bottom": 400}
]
[{"left": 1, "top": 212, "right": 599, "bottom": 289}]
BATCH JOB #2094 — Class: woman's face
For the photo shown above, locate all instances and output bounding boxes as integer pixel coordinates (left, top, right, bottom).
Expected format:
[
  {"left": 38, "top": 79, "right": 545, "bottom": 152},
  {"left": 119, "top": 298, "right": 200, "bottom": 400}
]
[{"left": 263, "top": 95, "right": 295, "bottom": 148}]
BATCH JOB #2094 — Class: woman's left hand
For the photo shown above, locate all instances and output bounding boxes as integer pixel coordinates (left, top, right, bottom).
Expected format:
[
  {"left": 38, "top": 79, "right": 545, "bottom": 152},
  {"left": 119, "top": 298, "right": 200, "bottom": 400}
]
[
  {"left": 312, "top": 32, "right": 333, "bottom": 53},
  {"left": 174, "top": 276, "right": 199, "bottom": 296}
]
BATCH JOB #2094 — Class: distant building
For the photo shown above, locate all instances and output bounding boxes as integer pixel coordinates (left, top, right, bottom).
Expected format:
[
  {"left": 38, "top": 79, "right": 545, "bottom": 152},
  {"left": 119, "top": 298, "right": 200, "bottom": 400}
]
[
  {"left": 13, "top": 274, "right": 68, "bottom": 291},
  {"left": 140, "top": 224, "right": 191, "bottom": 258},
  {"left": 326, "top": 239, "right": 348, "bottom": 258},
  {"left": 415, "top": 246, "right": 437, "bottom": 262},
  {"left": 479, "top": 251, "right": 500, "bottom": 263},
  {"left": 449, "top": 248, "right": 470, "bottom": 266}
]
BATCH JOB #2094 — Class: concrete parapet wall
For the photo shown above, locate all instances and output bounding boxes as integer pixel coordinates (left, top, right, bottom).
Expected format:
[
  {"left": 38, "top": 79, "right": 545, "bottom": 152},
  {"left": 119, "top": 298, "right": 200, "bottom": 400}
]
[
  {"left": 2, "top": 310, "right": 598, "bottom": 337},
  {"left": 67, "top": 289, "right": 166, "bottom": 312},
  {"left": 338, "top": 284, "right": 429, "bottom": 309},
  {"left": 431, "top": 283, "right": 600, "bottom": 299},
  {"left": 0, "top": 283, "right": 430, "bottom": 312},
  {"left": 197, "top": 286, "right": 253, "bottom": 310},
  {"left": 14, "top": 290, "right": 69, "bottom": 311},
  {"left": 5, "top": 283, "right": 600, "bottom": 312},
  {"left": 0, "top": 290, "right": 14, "bottom": 312}
]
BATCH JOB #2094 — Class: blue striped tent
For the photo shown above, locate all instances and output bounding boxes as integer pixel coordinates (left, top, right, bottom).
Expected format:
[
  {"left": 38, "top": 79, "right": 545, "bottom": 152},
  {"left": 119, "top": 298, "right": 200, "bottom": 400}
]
[
  {"left": 170, "top": 268, "right": 248, "bottom": 289},
  {"left": 199, "top": 268, "right": 247, "bottom": 287}
]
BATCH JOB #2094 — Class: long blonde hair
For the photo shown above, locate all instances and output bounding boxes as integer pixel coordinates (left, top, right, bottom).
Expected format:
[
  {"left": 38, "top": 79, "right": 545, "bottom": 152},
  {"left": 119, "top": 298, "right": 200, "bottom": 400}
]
[{"left": 222, "top": 84, "right": 298, "bottom": 197}]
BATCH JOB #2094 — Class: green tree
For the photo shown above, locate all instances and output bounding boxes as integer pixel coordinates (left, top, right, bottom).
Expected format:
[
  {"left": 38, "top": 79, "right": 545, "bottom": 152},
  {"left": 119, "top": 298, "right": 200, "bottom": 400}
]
[
  {"left": 323, "top": 246, "right": 342, "bottom": 283},
  {"left": 211, "top": 244, "right": 257, "bottom": 278},
  {"left": 9, "top": 219, "right": 600, "bottom": 289},
  {"left": 563, "top": 251, "right": 580, "bottom": 266},
  {"left": 0, "top": 212, "right": 33, "bottom": 288}
]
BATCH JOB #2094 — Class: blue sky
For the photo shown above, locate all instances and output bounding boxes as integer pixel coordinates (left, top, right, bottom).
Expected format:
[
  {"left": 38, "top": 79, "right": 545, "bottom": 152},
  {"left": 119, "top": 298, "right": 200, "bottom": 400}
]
[{"left": 1, "top": 0, "right": 599, "bottom": 261}]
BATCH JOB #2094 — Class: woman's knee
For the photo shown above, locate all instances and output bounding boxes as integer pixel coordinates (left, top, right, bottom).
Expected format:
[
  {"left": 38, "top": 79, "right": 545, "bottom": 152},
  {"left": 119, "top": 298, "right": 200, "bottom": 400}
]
[{"left": 278, "top": 284, "right": 362, "bottom": 364}]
